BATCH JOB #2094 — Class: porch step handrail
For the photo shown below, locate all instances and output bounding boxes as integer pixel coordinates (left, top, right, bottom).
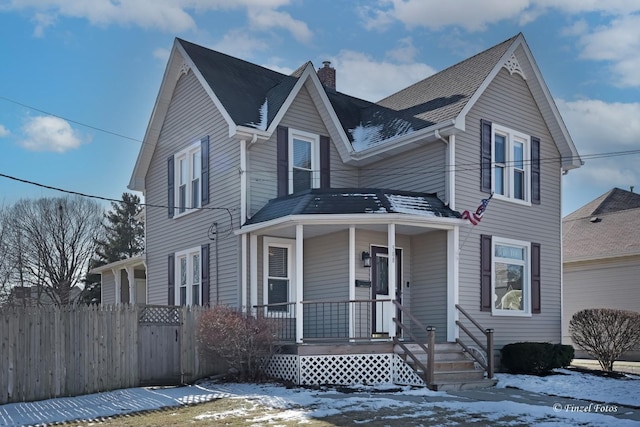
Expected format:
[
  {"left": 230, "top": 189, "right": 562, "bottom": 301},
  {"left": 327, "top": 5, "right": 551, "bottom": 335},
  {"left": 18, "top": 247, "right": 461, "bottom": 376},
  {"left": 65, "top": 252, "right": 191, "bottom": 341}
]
[
  {"left": 455, "top": 304, "right": 494, "bottom": 378},
  {"left": 392, "top": 301, "right": 435, "bottom": 386}
]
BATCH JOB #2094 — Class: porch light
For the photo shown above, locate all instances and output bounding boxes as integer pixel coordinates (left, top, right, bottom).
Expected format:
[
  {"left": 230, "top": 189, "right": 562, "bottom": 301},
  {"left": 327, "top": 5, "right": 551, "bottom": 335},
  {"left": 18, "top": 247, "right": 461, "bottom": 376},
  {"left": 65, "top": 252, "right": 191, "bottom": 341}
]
[{"left": 361, "top": 251, "right": 371, "bottom": 268}]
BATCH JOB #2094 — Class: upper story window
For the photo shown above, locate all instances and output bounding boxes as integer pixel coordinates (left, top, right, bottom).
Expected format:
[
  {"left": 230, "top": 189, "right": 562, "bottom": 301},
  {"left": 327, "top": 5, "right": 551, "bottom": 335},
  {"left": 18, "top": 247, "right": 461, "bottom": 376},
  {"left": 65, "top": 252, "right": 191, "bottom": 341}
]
[
  {"left": 168, "top": 137, "right": 209, "bottom": 218},
  {"left": 289, "top": 129, "right": 320, "bottom": 194},
  {"left": 492, "top": 124, "right": 530, "bottom": 203}
]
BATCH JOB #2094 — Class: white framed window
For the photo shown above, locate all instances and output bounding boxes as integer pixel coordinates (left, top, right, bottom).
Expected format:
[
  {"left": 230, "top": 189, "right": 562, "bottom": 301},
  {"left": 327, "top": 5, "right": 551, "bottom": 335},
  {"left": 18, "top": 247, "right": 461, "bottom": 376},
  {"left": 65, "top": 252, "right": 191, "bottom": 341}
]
[
  {"left": 492, "top": 237, "right": 531, "bottom": 316},
  {"left": 174, "top": 141, "right": 202, "bottom": 216},
  {"left": 175, "top": 247, "right": 202, "bottom": 306},
  {"left": 492, "top": 124, "right": 530, "bottom": 204},
  {"left": 263, "top": 237, "right": 296, "bottom": 316},
  {"left": 289, "top": 129, "right": 319, "bottom": 194}
]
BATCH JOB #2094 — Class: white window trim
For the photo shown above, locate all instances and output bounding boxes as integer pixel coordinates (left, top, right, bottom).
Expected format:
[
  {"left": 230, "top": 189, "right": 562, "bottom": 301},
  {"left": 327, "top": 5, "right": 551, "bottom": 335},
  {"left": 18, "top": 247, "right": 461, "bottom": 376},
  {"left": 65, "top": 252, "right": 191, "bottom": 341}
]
[
  {"left": 491, "top": 123, "right": 531, "bottom": 206},
  {"left": 175, "top": 246, "right": 202, "bottom": 306},
  {"left": 492, "top": 236, "right": 531, "bottom": 317},
  {"left": 174, "top": 140, "right": 202, "bottom": 218},
  {"left": 288, "top": 128, "right": 320, "bottom": 194},
  {"left": 263, "top": 236, "right": 296, "bottom": 317}
]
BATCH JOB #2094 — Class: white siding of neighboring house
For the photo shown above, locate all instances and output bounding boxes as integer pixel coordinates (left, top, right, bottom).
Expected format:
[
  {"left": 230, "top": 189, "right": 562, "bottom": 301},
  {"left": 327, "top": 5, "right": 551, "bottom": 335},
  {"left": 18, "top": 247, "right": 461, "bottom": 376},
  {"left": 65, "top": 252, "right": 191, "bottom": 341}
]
[
  {"left": 100, "top": 270, "right": 116, "bottom": 304},
  {"left": 455, "top": 54, "right": 564, "bottom": 348},
  {"left": 563, "top": 255, "right": 640, "bottom": 360},
  {"left": 144, "top": 70, "right": 241, "bottom": 307}
]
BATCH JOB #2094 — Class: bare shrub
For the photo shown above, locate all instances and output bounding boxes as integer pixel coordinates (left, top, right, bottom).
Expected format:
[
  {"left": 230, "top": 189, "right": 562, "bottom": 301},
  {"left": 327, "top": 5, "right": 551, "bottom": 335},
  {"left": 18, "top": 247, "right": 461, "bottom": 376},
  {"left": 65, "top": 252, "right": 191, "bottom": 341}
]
[
  {"left": 569, "top": 308, "right": 640, "bottom": 372},
  {"left": 197, "top": 305, "right": 278, "bottom": 381}
]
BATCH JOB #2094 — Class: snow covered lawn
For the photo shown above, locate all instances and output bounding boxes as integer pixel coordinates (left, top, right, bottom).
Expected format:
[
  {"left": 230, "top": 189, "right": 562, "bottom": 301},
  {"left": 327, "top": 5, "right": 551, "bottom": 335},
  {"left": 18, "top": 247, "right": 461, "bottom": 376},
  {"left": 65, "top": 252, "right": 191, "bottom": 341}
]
[{"left": 1, "top": 369, "right": 638, "bottom": 426}]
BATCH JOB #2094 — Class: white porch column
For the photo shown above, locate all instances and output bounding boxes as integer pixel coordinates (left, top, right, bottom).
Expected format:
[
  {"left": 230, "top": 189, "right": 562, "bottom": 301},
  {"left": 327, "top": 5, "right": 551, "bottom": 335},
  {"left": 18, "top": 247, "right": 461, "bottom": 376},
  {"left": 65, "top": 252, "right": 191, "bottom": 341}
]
[
  {"left": 387, "top": 223, "right": 396, "bottom": 338},
  {"left": 241, "top": 233, "right": 247, "bottom": 312},
  {"left": 295, "top": 224, "right": 304, "bottom": 343},
  {"left": 447, "top": 226, "right": 460, "bottom": 342},
  {"left": 112, "top": 268, "right": 121, "bottom": 304},
  {"left": 349, "top": 226, "right": 356, "bottom": 339},
  {"left": 250, "top": 233, "right": 258, "bottom": 315},
  {"left": 125, "top": 266, "right": 136, "bottom": 304}
]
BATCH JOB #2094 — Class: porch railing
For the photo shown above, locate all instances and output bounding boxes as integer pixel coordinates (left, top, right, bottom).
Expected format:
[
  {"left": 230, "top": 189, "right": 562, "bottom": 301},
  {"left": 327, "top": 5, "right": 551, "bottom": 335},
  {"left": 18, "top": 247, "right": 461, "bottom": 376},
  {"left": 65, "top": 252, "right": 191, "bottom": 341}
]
[
  {"left": 455, "top": 304, "right": 494, "bottom": 379},
  {"left": 392, "top": 300, "right": 434, "bottom": 386},
  {"left": 253, "top": 299, "right": 393, "bottom": 342}
]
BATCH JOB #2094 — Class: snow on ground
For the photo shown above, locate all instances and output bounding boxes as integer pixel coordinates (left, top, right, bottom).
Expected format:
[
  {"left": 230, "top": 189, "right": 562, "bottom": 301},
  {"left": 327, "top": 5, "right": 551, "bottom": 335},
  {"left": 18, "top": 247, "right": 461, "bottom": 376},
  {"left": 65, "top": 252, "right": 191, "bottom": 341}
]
[
  {"left": 1, "top": 370, "right": 639, "bottom": 426},
  {"left": 496, "top": 368, "right": 640, "bottom": 407}
]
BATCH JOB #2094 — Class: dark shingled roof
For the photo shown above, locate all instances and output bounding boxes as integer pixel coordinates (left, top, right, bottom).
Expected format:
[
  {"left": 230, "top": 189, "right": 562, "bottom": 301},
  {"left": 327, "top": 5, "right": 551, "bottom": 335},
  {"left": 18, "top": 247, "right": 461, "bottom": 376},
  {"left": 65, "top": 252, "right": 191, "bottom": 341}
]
[
  {"left": 245, "top": 188, "right": 461, "bottom": 226},
  {"left": 563, "top": 188, "right": 640, "bottom": 261},
  {"left": 178, "top": 35, "right": 518, "bottom": 147}
]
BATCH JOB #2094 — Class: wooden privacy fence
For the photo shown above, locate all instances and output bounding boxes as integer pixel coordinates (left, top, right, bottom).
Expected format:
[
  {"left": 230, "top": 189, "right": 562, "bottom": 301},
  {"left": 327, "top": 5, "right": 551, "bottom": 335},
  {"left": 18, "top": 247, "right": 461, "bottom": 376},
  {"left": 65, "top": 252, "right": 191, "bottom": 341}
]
[{"left": 0, "top": 304, "right": 222, "bottom": 405}]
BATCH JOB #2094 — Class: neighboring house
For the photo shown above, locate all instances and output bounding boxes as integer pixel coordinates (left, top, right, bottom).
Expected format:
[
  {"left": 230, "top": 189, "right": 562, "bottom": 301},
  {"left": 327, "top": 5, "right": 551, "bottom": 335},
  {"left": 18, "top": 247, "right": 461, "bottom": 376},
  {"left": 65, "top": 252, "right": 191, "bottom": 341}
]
[
  {"left": 3, "top": 285, "right": 82, "bottom": 307},
  {"left": 90, "top": 255, "right": 147, "bottom": 304},
  {"left": 128, "top": 33, "right": 581, "bottom": 388},
  {"left": 562, "top": 188, "right": 640, "bottom": 361}
]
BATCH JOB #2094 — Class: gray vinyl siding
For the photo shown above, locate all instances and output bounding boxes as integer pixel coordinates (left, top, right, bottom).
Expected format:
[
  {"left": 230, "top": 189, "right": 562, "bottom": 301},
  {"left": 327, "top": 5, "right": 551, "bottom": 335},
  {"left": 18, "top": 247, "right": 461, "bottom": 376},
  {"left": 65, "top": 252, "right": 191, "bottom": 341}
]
[
  {"left": 455, "top": 61, "right": 563, "bottom": 348},
  {"left": 248, "top": 86, "right": 359, "bottom": 216},
  {"left": 563, "top": 256, "right": 640, "bottom": 360},
  {"left": 359, "top": 141, "right": 447, "bottom": 198},
  {"left": 410, "top": 230, "right": 448, "bottom": 342},
  {"left": 303, "top": 231, "right": 350, "bottom": 302},
  {"left": 100, "top": 271, "right": 116, "bottom": 304},
  {"left": 145, "top": 70, "right": 241, "bottom": 307}
]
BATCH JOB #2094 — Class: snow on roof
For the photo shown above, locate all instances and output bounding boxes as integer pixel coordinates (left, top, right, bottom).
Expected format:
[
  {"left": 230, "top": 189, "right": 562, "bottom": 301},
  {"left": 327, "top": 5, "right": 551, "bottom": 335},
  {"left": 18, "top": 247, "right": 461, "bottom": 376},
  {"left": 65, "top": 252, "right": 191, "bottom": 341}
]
[
  {"left": 349, "top": 117, "right": 414, "bottom": 152},
  {"left": 386, "top": 193, "right": 437, "bottom": 217},
  {"left": 245, "top": 98, "right": 268, "bottom": 130}
]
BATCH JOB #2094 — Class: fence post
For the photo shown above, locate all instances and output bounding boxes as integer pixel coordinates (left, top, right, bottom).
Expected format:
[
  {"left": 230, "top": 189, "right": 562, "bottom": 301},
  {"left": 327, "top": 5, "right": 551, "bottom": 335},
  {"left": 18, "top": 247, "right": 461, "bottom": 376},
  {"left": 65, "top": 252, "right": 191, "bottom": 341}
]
[
  {"left": 486, "top": 328, "right": 494, "bottom": 379},
  {"left": 426, "top": 326, "right": 435, "bottom": 386}
]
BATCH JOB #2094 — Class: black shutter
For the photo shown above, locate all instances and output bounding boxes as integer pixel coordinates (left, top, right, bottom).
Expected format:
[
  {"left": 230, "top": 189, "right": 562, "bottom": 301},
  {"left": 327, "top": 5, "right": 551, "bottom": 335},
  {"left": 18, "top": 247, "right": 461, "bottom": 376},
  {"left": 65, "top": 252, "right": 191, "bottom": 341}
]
[
  {"left": 480, "top": 234, "right": 492, "bottom": 312},
  {"left": 201, "top": 244, "right": 210, "bottom": 306},
  {"left": 277, "top": 126, "right": 289, "bottom": 197},
  {"left": 480, "top": 119, "right": 492, "bottom": 193},
  {"left": 320, "top": 135, "right": 330, "bottom": 189},
  {"left": 168, "top": 253, "right": 175, "bottom": 305},
  {"left": 201, "top": 136, "right": 210, "bottom": 206},
  {"left": 167, "top": 156, "right": 175, "bottom": 218},
  {"left": 531, "top": 136, "right": 540, "bottom": 204},
  {"left": 531, "top": 242, "right": 541, "bottom": 313}
]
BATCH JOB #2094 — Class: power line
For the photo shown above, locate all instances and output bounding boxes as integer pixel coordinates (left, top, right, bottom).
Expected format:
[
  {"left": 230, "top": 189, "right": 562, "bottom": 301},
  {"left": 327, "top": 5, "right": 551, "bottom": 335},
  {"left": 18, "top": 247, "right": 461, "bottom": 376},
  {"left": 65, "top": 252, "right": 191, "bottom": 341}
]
[{"left": 0, "top": 95, "right": 143, "bottom": 143}]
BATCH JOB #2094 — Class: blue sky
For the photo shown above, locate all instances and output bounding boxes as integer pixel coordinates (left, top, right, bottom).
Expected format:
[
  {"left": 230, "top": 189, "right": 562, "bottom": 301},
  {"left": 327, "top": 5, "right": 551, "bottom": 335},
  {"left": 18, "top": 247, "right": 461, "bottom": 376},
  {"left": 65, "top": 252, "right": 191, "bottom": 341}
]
[{"left": 1, "top": 0, "right": 639, "bottom": 216}]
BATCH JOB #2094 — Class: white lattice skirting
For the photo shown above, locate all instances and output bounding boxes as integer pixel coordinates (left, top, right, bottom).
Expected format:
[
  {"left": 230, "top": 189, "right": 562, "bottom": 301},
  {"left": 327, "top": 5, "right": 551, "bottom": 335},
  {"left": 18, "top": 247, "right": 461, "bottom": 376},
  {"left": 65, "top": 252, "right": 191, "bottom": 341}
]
[{"left": 265, "top": 353, "right": 425, "bottom": 387}]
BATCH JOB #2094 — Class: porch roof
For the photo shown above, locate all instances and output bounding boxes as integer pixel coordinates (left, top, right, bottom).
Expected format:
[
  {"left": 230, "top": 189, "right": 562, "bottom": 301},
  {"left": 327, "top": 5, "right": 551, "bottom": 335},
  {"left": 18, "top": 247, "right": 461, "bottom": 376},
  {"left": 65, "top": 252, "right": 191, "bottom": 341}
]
[{"left": 243, "top": 188, "right": 461, "bottom": 228}]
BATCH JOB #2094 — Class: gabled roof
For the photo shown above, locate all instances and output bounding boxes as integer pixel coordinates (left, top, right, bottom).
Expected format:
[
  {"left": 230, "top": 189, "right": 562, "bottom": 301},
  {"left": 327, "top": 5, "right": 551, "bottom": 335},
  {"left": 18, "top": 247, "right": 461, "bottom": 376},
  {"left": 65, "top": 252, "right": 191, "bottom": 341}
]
[
  {"left": 129, "top": 34, "right": 581, "bottom": 190},
  {"left": 563, "top": 188, "right": 640, "bottom": 262},
  {"left": 245, "top": 188, "right": 461, "bottom": 226}
]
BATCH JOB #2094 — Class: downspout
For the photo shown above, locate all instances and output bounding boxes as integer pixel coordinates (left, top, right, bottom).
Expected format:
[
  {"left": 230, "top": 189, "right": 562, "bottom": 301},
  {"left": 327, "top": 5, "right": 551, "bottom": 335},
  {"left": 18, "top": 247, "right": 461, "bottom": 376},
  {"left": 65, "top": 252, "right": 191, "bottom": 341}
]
[{"left": 240, "top": 139, "right": 248, "bottom": 311}]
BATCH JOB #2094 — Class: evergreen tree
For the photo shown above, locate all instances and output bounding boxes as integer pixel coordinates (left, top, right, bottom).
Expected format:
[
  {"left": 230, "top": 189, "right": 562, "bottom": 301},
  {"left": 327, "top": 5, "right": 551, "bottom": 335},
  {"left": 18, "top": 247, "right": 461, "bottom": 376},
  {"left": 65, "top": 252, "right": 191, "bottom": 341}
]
[{"left": 82, "top": 193, "right": 144, "bottom": 304}]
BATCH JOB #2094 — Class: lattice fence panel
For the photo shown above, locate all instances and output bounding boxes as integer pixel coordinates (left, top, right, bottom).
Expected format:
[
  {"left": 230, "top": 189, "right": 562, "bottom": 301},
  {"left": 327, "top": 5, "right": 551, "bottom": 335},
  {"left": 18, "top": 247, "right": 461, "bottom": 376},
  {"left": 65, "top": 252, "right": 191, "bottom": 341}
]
[
  {"left": 139, "top": 306, "right": 181, "bottom": 325},
  {"left": 299, "top": 354, "right": 393, "bottom": 385},
  {"left": 264, "top": 355, "right": 299, "bottom": 384},
  {"left": 392, "top": 354, "right": 426, "bottom": 386}
]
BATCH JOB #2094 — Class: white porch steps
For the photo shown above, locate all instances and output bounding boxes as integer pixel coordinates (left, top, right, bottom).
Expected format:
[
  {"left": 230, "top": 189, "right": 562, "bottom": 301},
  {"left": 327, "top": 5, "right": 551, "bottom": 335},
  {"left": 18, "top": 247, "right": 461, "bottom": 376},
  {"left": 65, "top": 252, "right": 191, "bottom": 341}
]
[{"left": 394, "top": 342, "right": 497, "bottom": 391}]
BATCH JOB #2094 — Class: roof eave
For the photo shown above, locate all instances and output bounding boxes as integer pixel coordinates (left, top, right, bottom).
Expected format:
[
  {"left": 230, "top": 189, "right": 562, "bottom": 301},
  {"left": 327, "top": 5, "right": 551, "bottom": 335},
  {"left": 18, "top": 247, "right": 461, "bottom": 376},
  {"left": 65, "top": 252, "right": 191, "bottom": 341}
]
[{"left": 89, "top": 254, "right": 146, "bottom": 274}]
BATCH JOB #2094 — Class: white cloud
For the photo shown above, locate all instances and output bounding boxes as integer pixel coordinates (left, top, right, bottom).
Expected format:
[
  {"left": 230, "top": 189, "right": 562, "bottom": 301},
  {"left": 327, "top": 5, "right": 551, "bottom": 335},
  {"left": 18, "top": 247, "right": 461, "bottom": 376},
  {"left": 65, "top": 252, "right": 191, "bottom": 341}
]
[
  {"left": 360, "top": 0, "right": 640, "bottom": 32},
  {"left": 558, "top": 98, "right": 640, "bottom": 210},
  {"left": 247, "top": 7, "right": 312, "bottom": 43},
  {"left": 331, "top": 50, "right": 436, "bottom": 101},
  {"left": 19, "top": 116, "right": 87, "bottom": 153},
  {"left": 0, "top": 124, "right": 9, "bottom": 137},
  {"left": 213, "top": 29, "right": 270, "bottom": 59},
  {"left": 386, "top": 37, "right": 418, "bottom": 63},
  {"left": 153, "top": 48, "right": 171, "bottom": 62}
]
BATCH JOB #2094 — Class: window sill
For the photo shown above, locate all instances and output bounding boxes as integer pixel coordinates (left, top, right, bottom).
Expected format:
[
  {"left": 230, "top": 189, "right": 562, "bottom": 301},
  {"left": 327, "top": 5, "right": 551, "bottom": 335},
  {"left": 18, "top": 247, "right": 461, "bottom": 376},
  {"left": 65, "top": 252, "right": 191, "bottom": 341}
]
[
  {"left": 172, "top": 208, "right": 200, "bottom": 220},
  {"left": 492, "top": 194, "right": 532, "bottom": 207},
  {"left": 491, "top": 310, "right": 532, "bottom": 317}
]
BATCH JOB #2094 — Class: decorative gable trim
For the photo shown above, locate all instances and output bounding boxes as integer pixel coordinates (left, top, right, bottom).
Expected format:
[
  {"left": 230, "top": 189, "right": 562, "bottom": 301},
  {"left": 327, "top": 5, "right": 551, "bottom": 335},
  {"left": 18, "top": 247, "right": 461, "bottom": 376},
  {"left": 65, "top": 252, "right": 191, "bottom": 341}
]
[
  {"left": 179, "top": 62, "right": 191, "bottom": 79},
  {"left": 502, "top": 53, "right": 526, "bottom": 79}
]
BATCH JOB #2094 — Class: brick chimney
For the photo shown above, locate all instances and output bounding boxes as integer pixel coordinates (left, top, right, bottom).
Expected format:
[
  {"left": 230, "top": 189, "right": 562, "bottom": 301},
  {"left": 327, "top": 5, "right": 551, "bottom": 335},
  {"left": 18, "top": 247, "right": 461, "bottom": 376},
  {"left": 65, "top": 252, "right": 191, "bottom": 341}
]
[{"left": 317, "top": 61, "right": 336, "bottom": 90}]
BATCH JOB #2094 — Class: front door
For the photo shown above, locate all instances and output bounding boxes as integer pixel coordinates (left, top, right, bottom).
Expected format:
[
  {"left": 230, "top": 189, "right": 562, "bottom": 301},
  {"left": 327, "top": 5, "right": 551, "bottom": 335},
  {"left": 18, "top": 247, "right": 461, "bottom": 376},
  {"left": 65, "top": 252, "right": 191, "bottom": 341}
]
[{"left": 371, "top": 246, "right": 402, "bottom": 336}]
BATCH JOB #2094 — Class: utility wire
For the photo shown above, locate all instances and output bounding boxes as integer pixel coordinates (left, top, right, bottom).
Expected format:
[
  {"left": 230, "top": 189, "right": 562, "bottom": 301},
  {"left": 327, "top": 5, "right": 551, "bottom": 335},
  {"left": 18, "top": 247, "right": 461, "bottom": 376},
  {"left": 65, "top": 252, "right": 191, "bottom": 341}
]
[{"left": 0, "top": 95, "right": 143, "bottom": 143}]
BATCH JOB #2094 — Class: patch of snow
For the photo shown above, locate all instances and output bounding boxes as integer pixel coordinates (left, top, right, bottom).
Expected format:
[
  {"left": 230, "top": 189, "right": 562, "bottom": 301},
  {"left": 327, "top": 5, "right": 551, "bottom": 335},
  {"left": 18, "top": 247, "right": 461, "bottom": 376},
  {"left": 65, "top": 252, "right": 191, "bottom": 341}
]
[
  {"left": 245, "top": 98, "right": 268, "bottom": 130},
  {"left": 496, "top": 369, "right": 640, "bottom": 407},
  {"left": 349, "top": 123, "right": 383, "bottom": 151},
  {"left": 387, "top": 193, "right": 438, "bottom": 217}
]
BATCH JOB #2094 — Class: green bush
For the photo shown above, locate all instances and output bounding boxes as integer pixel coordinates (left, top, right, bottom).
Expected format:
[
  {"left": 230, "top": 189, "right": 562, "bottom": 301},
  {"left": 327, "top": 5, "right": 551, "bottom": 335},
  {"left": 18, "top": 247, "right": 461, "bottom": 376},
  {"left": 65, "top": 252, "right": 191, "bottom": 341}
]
[{"left": 501, "top": 342, "right": 574, "bottom": 374}]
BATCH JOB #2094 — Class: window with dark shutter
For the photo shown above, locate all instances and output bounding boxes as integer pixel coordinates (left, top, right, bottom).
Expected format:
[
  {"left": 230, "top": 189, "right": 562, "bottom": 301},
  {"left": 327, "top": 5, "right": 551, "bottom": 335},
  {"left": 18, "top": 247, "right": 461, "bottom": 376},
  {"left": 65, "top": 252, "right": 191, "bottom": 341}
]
[
  {"left": 168, "top": 253, "right": 175, "bottom": 305},
  {"left": 531, "top": 136, "right": 540, "bottom": 204},
  {"left": 201, "top": 244, "right": 210, "bottom": 306},
  {"left": 201, "top": 136, "right": 210, "bottom": 206},
  {"left": 480, "top": 234, "right": 492, "bottom": 312},
  {"left": 531, "top": 242, "right": 541, "bottom": 313},
  {"left": 320, "top": 135, "right": 330, "bottom": 188},
  {"left": 480, "top": 120, "right": 492, "bottom": 194},
  {"left": 277, "top": 126, "right": 289, "bottom": 197},
  {"left": 167, "top": 156, "right": 175, "bottom": 218}
]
